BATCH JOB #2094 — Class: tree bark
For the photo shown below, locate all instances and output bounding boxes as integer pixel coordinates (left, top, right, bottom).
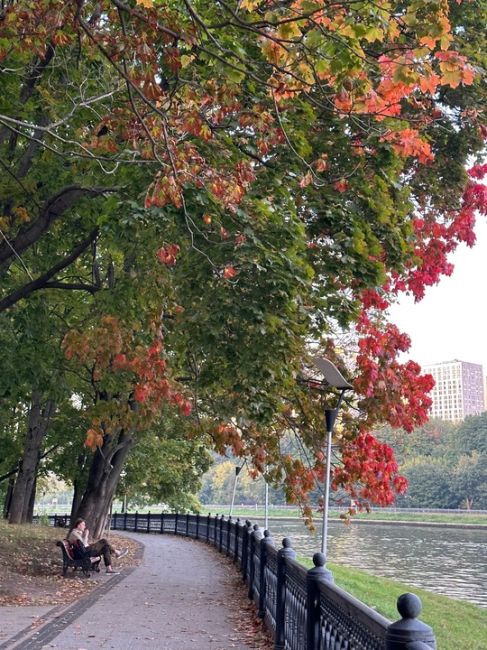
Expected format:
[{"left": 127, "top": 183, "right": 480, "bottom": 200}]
[
  {"left": 8, "top": 391, "right": 54, "bottom": 524},
  {"left": 70, "top": 479, "right": 83, "bottom": 527},
  {"left": 25, "top": 470, "right": 37, "bottom": 522},
  {"left": 3, "top": 475, "right": 15, "bottom": 519},
  {"left": 75, "top": 430, "right": 134, "bottom": 539}
]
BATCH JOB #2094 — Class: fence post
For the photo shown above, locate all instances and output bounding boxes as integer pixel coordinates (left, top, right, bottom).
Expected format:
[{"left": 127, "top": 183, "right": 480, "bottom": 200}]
[
  {"left": 124, "top": 511, "right": 128, "bottom": 531},
  {"left": 186, "top": 513, "right": 190, "bottom": 536},
  {"left": 196, "top": 513, "right": 200, "bottom": 540},
  {"left": 226, "top": 516, "right": 232, "bottom": 555},
  {"left": 306, "top": 553, "right": 333, "bottom": 650},
  {"left": 213, "top": 514, "right": 218, "bottom": 546},
  {"left": 175, "top": 512, "right": 179, "bottom": 535},
  {"left": 207, "top": 513, "right": 211, "bottom": 542},
  {"left": 275, "top": 538, "right": 296, "bottom": 650},
  {"left": 147, "top": 511, "right": 151, "bottom": 533},
  {"left": 258, "top": 530, "right": 274, "bottom": 619},
  {"left": 241, "top": 520, "right": 252, "bottom": 581},
  {"left": 234, "top": 518, "right": 240, "bottom": 561},
  {"left": 160, "top": 511, "right": 165, "bottom": 534},
  {"left": 134, "top": 511, "right": 139, "bottom": 532},
  {"left": 385, "top": 593, "right": 436, "bottom": 649},
  {"left": 219, "top": 515, "right": 224, "bottom": 552},
  {"left": 248, "top": 524, "right": 263, "bottom": 600}
]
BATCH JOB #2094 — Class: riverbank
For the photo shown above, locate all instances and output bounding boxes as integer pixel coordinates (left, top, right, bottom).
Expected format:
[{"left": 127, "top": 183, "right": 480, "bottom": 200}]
[
  {"left": 255, "top": 516, "right": 487, "bottom": 530},
  {"left": 204, "top": 507, "right": 487, "bottom": 528},
  {"left": 299, "top": 557, "right": 487, "bottom": 650}
]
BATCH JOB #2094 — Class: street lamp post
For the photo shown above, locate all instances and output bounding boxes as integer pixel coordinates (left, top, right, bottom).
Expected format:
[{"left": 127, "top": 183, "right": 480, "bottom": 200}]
[
  {"left": 229, "top": 462, "right": 246, "bottom": 517},
  {"left": 229, "top": 465, "right": 241, "bottom": 517},
  {"left": 264, "top": 468, "right": 269, "bottom": 530},
  {"left": 312, "top": 357, "right": 353, "bottom": 558}
]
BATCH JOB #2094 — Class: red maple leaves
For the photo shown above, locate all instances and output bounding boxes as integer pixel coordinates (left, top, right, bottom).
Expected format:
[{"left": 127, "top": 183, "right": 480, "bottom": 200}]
[
  {"left": 63, "top": 317, "right": 192, "bottom": 450},
  {"left": 157, "top": 243, "right": 180, "bottom": 266},
  {"left": 333, "top": 433, "right": 407, "bottom": 507}
]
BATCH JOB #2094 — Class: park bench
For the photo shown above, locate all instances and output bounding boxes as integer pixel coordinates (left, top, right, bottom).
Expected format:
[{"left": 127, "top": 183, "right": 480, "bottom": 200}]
[{"left": 56, "top": 539, "right": 101, "bottom": 577}]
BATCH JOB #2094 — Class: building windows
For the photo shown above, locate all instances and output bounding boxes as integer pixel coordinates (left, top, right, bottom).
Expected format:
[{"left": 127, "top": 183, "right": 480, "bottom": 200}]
[{"left": 424, "top": 360, "right": 485, "bottom": 422}]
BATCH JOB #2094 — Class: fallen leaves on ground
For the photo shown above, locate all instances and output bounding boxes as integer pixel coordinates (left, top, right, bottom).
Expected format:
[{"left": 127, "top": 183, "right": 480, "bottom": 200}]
[{"left": 0, "top": 520, "right": 140, "bottom": 606}]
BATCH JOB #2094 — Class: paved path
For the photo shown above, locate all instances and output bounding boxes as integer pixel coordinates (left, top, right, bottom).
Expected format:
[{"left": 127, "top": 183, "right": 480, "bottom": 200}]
[{"left": 0, "top": 533, "right": 265, "bottom": 650}]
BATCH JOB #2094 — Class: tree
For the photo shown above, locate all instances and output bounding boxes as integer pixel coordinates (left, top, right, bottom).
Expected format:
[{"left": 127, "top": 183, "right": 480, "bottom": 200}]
[
  {"left": 117, "top": 411, "right": 212, "bottom": 512},
  {"left": 452, "top": 452, "right": 487, "bottom": 509},
  {"left": 377, "top": 414, "right": 487, "bottom": 509},
  {"left": 399, "top": 458, "right": 458, "bottom": 508},
  {"left": 0, "top": 0, "right": 485, "bottom": 527}
]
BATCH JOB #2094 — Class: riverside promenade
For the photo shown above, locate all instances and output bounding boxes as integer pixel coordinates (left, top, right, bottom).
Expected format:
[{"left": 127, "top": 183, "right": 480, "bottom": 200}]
[{"left": 0, "top": 532, "right": 268, "bottom": 650}]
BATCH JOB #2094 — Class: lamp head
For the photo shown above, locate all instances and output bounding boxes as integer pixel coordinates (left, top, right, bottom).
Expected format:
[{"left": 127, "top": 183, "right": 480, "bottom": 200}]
[{"left": 312, "top": 357, "right": 353, "bottom": 390}]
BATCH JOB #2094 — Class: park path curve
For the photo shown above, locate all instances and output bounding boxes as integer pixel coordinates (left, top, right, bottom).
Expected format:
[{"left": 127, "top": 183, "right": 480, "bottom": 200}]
[{"left": 1, "top": 532, "right": 269, "bottom": 650}]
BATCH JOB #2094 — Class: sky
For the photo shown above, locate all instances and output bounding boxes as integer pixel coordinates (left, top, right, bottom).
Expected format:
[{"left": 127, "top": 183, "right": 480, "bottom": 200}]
[{"left": 388, "top": 216, "right": 487, "bottom": 375}]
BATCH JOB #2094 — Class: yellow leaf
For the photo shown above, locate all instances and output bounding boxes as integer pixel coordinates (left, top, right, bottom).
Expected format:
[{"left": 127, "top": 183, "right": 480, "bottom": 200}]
[
  {"left": 363, "top": 26, "right": 384, "bottom": 43},
  {"left": 240, "top": 0, "right": 260, "bottom": 10},
  {"left": 340, "top": 23, "right": 356, "bottom": 39},
  {"left": 136, "top": 0, "right": 153, "bottom": 7},
  {"left": 180, "top": 54, "right": 195, "bottom": 69},
  {"left": 387, "top": 21, "right": 399, "bottom": 40},
  {"left": 277, "top": 20, "right": 302, "bottom": 40}
]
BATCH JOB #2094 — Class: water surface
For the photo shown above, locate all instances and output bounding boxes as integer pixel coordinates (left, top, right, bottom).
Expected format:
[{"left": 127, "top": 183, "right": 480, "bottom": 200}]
[{"left": 253, "top": 518, "right": 487, "bottom": 608}]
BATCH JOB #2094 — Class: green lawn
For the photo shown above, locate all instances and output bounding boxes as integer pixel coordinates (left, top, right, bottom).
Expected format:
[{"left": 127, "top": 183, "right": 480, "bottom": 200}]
[
  {"left": 203, "top": 506, "right": 487, "bottom": 526},
  {"left": 299, "top": 557, "right": 487, "bottom": 650}
]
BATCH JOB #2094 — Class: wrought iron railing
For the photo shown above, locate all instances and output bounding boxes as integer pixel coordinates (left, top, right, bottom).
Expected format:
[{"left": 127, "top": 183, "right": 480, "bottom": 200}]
[{"left": 44, "top": 513, "right": 437, "bottom": 649}]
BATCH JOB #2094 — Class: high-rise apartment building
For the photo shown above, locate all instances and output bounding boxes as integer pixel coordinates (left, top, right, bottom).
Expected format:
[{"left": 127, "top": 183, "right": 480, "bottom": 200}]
[{"left": 423, "top": 360, "right": 485, "bottom": 422}]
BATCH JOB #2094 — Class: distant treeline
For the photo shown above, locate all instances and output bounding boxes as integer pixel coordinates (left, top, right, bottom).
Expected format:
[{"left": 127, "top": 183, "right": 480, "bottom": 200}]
[
  {"left": 199, "top": 412, "right": 487, "bottom": 511},
  {"left": 376, "top": 412, "right": 487, "bottom": 509}
]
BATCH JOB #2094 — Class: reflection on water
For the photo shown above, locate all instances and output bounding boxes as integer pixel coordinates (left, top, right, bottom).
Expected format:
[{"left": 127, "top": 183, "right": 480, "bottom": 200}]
[{"left": 253, "top": 519, "right": 487, "bottom": 608}]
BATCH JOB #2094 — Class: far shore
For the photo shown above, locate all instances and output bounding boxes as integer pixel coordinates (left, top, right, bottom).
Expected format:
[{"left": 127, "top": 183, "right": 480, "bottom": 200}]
[{"left": 249, "top": 515, "right": 487, "bottom": 530}]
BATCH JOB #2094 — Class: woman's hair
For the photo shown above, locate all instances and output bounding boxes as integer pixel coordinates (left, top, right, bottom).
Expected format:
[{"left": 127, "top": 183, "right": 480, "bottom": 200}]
[{"left": 74, "top": 517, "right": 85, "bottom": 528}]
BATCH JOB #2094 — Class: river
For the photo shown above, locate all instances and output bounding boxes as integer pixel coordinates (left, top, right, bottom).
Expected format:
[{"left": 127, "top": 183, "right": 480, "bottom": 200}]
[{"left": 251, "top": 518, "right": 487, "bottom": 608}]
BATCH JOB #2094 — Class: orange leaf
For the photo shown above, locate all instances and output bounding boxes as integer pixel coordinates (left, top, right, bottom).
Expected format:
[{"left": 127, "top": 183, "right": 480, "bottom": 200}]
[{"left": 223, "top": 265, "right": 238, "bottom": 279}]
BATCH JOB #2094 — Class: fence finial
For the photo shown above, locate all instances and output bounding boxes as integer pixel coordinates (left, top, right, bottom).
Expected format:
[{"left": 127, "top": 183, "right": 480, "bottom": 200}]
[
  {"left": 263, "top": 529, "right": 273, "bottom": 543},
  {"left": 385, "top": 593, "right": 436, "bottom": 650}
]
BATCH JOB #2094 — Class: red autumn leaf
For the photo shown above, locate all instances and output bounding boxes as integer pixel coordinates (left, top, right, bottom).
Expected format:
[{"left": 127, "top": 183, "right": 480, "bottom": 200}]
[{"left": 223, "top": 265, "right": 238, "bottom": 279}]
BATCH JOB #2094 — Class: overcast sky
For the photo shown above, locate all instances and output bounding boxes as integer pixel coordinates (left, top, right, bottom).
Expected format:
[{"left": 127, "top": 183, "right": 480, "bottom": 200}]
[{"left": 388, "top": 217, "right": 487, "bottom": 375}]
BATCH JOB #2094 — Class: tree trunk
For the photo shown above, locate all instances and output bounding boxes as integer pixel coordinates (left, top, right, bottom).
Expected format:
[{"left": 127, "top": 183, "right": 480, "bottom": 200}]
[
  {"left": 25, "top": 470, "right": 38, "bottom": 522},
  {"left": 3, "top": 475, "right": 15, "bottom": 519},
  {"left": 9, "top": 391, "right": 54, "bottom": 524},
  {"left": 75, "top": 430, "right": 134, "bottom": 539},
  {"left": 70, "top": 478, "right": 84, "bottom": 526}
]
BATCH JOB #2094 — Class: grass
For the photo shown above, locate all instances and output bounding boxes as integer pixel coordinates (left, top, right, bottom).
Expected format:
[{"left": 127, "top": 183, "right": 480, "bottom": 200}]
[
  {"left": 203, "top": 506, "right": 487, "bottom": 526},
  {"left": 299, "top": 556, "right": 487, "bottom": 650},
  {"left": 36, "top": 505, "right": 487, "bottom": 526},
  {"left": 350, "top": 511, "right": 487, "bottom": 525}
]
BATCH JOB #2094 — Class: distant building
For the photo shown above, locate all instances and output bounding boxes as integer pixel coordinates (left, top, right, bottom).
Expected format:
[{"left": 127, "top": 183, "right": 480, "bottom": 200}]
[{"left": 423, "top": 360, "right": 485, "bottom": 422}]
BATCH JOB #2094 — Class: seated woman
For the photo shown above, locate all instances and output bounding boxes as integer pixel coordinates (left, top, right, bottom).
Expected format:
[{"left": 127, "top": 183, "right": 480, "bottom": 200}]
[{"left": 68, "top": 517, "right": 128, "bottom": 574}]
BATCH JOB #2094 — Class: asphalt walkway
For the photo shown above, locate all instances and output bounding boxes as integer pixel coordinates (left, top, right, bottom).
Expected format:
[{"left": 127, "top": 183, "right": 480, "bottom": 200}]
[{"left": 0, "top": 532, "right": 266, "bottom": 650}]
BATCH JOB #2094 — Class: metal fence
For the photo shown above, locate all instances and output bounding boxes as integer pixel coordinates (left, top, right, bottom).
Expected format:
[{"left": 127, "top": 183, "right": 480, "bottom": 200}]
[{"left": 46, "top": 512, "right": 437, "bottom": 650}]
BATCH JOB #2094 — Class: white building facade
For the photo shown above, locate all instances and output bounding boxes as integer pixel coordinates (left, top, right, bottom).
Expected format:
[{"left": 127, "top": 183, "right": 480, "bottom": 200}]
[{"left": 423, "top": 360, "right": 485, "bottom": 422}]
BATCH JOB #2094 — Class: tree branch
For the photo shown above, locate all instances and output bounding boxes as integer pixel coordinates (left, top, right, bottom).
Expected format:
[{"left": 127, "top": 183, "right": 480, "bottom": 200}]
[
  {"left": 0, "top": 45, "right": 55, "bottom": 149},
  {"left": 43, "top": 281, "right": 100, "bottom": 293},
  {"left": 0, "top": 443, "right": 60, "bottom": 484},
  {"left": 0, "top": 228, "right": 99, "bottom": 313},
  {"left": 0, "top": 185, "right": 115, "bottom": 269}
]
